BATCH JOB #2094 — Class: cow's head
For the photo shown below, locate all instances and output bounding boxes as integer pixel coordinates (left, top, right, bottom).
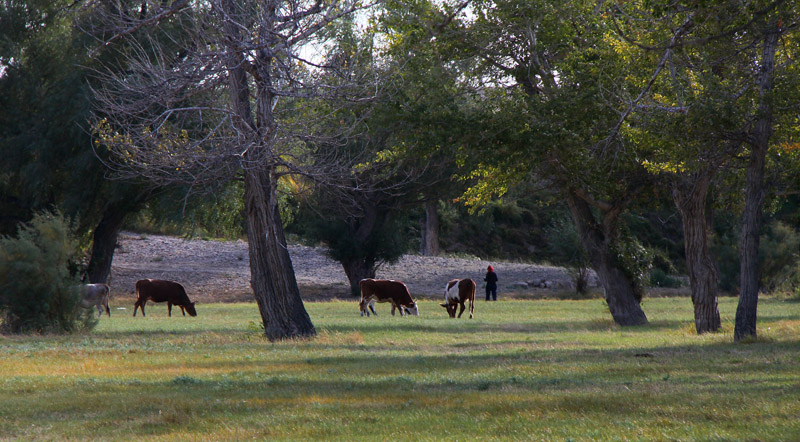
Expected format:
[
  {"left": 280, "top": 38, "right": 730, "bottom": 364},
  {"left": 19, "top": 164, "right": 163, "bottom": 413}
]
[
  {"left": 440, "top": 302, "right": 456, "bottom": 318},
  {"left": 403, "top": 301, "right": 419, "bottom": 316},
  {"left": 185, "top": 302, "right": 198, "bottom": 317}
]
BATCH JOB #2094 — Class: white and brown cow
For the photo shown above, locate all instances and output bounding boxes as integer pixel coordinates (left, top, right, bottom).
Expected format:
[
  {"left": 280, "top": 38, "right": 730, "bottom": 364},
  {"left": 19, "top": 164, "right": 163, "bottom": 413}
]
[
  {"left": 80, "top": 283, "right": 111, "bottom": 317},
  {"left": 359, "top": 279, "right": 419, "bottom": 317},
  {"left": 440, "top": 278, "right": 475, "bottom": 319}
]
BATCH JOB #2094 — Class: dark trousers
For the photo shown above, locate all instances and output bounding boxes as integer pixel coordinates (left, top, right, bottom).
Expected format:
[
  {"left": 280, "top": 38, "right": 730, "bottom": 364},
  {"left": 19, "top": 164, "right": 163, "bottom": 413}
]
[{"left": 485, "top": 286, "right": 497, "bottom": 301}]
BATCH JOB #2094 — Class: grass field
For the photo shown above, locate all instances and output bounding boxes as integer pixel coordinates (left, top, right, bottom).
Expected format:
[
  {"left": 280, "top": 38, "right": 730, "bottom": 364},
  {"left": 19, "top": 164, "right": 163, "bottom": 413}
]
[{"left": 1, "top": 296, "right": 799, "bottom": 441}]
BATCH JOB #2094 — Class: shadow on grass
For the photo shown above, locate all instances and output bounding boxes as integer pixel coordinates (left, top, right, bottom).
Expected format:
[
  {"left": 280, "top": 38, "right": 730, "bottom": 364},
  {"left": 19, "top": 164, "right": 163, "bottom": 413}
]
[{"left": 323, "top": 318, "right": 687, "bottom": 336}]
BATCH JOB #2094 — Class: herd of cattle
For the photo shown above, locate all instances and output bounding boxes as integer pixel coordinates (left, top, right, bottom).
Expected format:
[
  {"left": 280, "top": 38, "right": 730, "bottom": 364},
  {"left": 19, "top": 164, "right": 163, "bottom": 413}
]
[{"left": 79, "top": 277, "right": 478, "bottom": 319}]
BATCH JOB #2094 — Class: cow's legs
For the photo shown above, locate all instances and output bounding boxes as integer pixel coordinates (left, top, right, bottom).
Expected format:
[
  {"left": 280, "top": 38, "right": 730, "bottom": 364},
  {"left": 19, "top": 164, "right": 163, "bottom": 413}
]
[
  {"left": 133, "top": 300, "right": 147, "bottom": 317},
  {"left": 457, "top": 302, "right": 465, "bottom": 318},
  {"left": 167, "top": 302, "right": 172, "bottom": 317},
  {"left": 179, "top": 305, "right": 186, "bottom": 316},
  {"left": 369, "top": 301, "right": 377, "bottom": 316},
  {"left": 469, "top": 299, "right": 474, "bottom": 319}
]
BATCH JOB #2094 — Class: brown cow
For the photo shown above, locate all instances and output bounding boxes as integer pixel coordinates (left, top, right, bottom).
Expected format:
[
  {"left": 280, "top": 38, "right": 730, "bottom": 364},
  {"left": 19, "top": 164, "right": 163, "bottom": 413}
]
[
  {"left": 133, "top": 279, "right": 197, "bottom": 317},
  {"left": 440, "top": 278, "right": 475, "bottom": 319},
  {"left": 359, "top": 279, "right": 419, "bottom": 317},
  {"left": 80, "top": 283, "right": 111, "bottom": 317}
]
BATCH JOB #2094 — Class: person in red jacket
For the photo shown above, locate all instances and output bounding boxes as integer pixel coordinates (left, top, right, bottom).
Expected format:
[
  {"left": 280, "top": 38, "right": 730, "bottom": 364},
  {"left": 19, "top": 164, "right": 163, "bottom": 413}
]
[{"left": 484, "top": 265, "right": 498, "bottom": 301}]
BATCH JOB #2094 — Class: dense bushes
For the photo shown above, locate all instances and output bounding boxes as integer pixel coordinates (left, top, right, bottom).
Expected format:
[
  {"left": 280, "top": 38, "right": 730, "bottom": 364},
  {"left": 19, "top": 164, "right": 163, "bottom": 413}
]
[{"left": 0, "top": 211, "right": 96, "bottom": 334}]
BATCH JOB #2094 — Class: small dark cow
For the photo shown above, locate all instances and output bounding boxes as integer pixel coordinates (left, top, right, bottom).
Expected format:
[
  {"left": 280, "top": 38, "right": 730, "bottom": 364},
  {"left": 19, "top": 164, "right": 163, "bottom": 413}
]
[
  {"left": 80, "top": 283, "right": 111, "bottom": 317},
  {"left": 133, "top": 279, "right": 197, "bottom": 317},
  {"left": 440, "top": 278, "right": 475, "bottom": 319},
  {"left": 359, "top": 279, "right": 419, "bottom": 317}
]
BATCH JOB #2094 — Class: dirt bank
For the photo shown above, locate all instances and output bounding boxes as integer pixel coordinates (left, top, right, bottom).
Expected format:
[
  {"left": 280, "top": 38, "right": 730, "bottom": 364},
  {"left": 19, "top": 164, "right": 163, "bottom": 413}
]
[{"left": 109, "top": 232, "right": 599, "bottom": 303}]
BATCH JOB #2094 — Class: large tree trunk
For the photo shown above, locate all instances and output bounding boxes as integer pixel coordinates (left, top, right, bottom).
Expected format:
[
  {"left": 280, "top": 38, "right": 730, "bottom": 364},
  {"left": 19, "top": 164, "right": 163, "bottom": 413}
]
[
  {"left": 566, "top": 192, "right": 648, "bottom": 326},
  {"left": 85, "top": 206, "right": 127, "bottom": 284},
  {"left": 420, "top": 200, "right": 440, "bottom": 256},
  {"left": 673, "top": 174, "right": 721, "bottom": 334},
  {"left": 735, "top": 24, "right": 779, "bottom": 342},
  {"left": 244, "top": 167, "right": 316, "bottom": 341},
  {"left": 223, "top": 0, "right": 314, "bottom": 340}
]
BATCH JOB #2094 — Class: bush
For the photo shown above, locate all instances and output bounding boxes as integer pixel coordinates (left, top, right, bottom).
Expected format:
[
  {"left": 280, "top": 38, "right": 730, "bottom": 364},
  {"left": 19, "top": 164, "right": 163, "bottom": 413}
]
[
  {"left": 0, "top": 211, "right": 97, "bottom": 334},
  {"left": 649, "top": 268, "right": 683, "bottom": 288},
  {"left": 759, "top": 221, "right": 800, "bottom": 293}
]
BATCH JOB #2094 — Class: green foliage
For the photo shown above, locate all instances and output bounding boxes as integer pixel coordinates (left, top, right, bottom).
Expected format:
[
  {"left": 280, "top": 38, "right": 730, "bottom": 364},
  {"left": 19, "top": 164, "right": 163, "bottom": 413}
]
[
  {"left": 0, "top": 211, "right": 96, "bottom": 334},
  {"left": 128, "top": 182, "right": 248, "bottom": 240},
  {"left": 758, "top": 221, "right": 800, "bottom": 293},
  {"left": 648, "top": 268, "right": 683, "bottom": 288},
  {"left": 613, "top": 231, "right": 652, "bottom": 302},
  {"left": 711, "top": 217, "right": 800, "bottom": 294},
  {"left": 544, "top": 216, "right": 586, "bottom": 268},
  {"left": 293, "top": 202, "right": 414, "bottom": 269}
]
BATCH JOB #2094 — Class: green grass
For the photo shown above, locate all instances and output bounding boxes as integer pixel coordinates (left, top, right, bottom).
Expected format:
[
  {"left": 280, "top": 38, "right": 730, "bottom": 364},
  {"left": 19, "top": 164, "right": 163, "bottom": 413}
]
[{"left": 1, "top": 297, "right": 799, "bottom": 441}]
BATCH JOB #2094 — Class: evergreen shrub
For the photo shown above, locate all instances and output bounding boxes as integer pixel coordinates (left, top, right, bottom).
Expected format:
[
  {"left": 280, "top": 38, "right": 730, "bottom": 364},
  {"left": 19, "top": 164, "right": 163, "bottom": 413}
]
[{"left": 0, "top": 211, "right": 96, "bottom": 334}]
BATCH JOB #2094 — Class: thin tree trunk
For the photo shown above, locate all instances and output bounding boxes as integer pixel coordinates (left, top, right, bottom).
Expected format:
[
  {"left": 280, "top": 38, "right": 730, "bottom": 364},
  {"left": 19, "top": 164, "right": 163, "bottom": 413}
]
[
  {"left": 673, "top": 174, "right": 721, "bottom": 334},
  {"left": 735, "top": 24, "right": 779, "bottom": 342},
  {"left": 244, "top": 167, "right": 316, "bottom": 340},
  {"left": 420, "top": 200, "right": 440, "bottom": 256},
  {"left": 566, "top": 192, "right": 648, "bottom": 326}
]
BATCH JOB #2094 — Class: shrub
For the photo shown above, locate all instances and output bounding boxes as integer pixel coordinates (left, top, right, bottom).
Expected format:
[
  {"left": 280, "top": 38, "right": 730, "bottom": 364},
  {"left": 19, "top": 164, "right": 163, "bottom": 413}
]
[
  {"left": 759, "top": 221, "right": 800, "bottom": 293},
  {"left": 649, "top": 268, "right": 683, "bottom": 288},
  {"left": 0, "top": 211, "right": 96, "bottom": 334}
]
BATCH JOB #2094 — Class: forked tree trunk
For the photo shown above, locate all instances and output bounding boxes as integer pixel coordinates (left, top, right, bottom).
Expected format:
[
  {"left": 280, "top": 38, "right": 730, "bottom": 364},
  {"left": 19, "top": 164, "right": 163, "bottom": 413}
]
[
  {"left": 420, "top": 200, "right": 440, "bottom": 256},
  {"left": 735, "top": 24, "right": 778, "bottom": 342},
  {"left": 673, "top": 174, "right": 721, "bottom": 334},
  {"left": 244, "top": 167, "right": 316, "bottom": 340},
  {"left": 566, "top": 192, "right": 648, "bottom": 326}
]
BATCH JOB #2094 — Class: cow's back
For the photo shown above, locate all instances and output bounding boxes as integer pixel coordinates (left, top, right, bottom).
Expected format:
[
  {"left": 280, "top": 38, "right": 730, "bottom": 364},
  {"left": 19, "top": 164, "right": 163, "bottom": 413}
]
[
  {"left": 458, "top": 278, "right": 476, "bottom": 298},
  {"left": 361, "top": 279, "right": 412, "bottom": 303},
  {"left": 136, "top": 279, "right": 187, "bottom": 303}
]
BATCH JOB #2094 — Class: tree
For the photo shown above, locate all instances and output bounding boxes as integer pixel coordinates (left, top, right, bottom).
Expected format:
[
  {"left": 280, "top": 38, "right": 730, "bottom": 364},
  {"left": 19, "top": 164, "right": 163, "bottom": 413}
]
[
  {"left": 0, "top": 0, "right": 152, "bottom": 285},
  {"left": 90, "top": 0, "right": 376, "bottom": 340},
  {"left": 449, "top": 0, "right": 651, "bottom": 325},
  {"left": 374, "top": 0, "right": 478, "bottom": 257},
  {"left": 611, "top": 0, "right": 800, "bottom": 337},
  {"left": 735, "top": 17, "right": 781, "bottom": 341}
]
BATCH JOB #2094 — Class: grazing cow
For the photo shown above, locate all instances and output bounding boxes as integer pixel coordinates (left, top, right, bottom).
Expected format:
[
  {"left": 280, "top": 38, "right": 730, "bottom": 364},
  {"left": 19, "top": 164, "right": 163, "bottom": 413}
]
[
  {"left": 359, "top": 279, "right": 419, "bottom": 317},
  {"left": 440, "top": 278, "right": 476, "bottom": 319},
  {"left": 80, "top": 283, "right": 111, "bottom": 317},
  {"left": 133, "top": 279, "right": 197, "bottom": 317}
]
